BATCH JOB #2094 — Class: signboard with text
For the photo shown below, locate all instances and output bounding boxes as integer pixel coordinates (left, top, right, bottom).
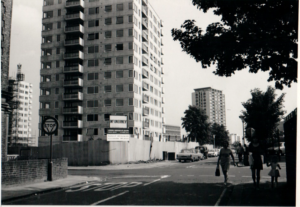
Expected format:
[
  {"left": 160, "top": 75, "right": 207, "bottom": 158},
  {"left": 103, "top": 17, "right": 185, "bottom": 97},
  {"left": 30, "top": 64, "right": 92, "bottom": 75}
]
[
  {"left": 109, "top": 116, "right": 128, "bottom": 128},
  {"left": 107, "top": 134, "right": 130, "bottom": 141}
]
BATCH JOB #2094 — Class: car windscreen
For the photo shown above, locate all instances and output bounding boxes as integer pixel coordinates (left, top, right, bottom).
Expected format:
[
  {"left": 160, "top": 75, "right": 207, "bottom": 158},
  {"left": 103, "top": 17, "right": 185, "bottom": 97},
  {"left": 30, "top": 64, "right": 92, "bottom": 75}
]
[{"left": 181, "top": 149, "right": 193, "bottom": 153}]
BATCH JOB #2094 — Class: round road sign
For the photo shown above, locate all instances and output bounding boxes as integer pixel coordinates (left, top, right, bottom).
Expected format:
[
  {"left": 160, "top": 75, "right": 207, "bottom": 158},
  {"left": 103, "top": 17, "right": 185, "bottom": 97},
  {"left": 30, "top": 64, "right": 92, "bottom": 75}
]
[{"left": 42, "top": 117, "right": 58, "bottom": 135}]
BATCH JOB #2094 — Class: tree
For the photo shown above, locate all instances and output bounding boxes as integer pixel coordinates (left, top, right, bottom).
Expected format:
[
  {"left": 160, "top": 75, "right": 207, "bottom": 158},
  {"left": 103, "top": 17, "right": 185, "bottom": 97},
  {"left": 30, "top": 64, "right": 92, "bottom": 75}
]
[
  {"left": 210, "top": 123, "right": 230, "bottom": 147},
  {"left": 241, "top": 86, "right": 285, "bottom": 144},
  {"left": 172, "top": 0, "right": 298, "bottom": 89},
  {"left": 181, "top": 105, "right": 211, "bottom": 145}
]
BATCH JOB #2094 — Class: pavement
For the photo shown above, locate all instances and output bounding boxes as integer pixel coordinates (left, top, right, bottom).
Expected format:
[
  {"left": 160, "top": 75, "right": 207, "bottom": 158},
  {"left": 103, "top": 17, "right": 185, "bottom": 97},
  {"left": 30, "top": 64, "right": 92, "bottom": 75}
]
[{"left": 1, "top": 158, "right": 296, "bottom": 206}]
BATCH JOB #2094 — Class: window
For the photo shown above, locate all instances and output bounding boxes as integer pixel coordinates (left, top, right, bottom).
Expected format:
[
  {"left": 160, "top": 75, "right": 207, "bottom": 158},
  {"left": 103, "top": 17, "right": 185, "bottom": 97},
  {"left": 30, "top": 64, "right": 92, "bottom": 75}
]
[
  {"left": 41, "top": 75, "right": 51, "bottom": 82},
  {"left": 87, "top": 100, "right": 98, "bottom": 107},
  {"left": 43, "top": 23, "right": 52, "bottom": 31},
  {"left": 55, "top": 102, "right": 59, "bottom": 108},
  {"left": 87, "top": 114, "right": 98, "bottom": 121},
  {"left": 104, "top": 85, "right": 112, "bottom": 93},
  {"left": 116, "top": 57, "right": 123, "bottom": 64},
  {"left": 89, "top": 7, "right": 99, "bottom": 14},
  {"left": 56, "top": 48, "right": 60, "bottom": 54},
  {"left": 88, "top": 33, "right": 99, "bottom": 40},
  {"left": 129, "top": 56, "right": 133, "bottom": 63},
  {"left": 88, "top": 73, "right": 99, "bottom": 80},
  {"left": 129, "top": 113, "right": 133, "bottom": 120},
  {"left": 104, "top": 99, "right": 112, "bottom": 107},
  {"left": 116, "top": 85, "right": 123, "bottom": 92},
  {"left": 88, "top": 59, "right": 99, "bottom": 67},
  {"left": 105, "top": 18, "right": 112, "bottom": 25},
  {"left": 88, "top": 45, "right": 99, "bottom": 53},
  {"left": 128, "top": 28, "right": 133, "bottom": 36},
  {"left": 44, "top": 0, "right": 54, "bottom": 6},
  {"left": 43, "top": 36, "right": 52, "bottom": 43},
  {"left": 117, "top": 4, "right": 123, "bottom": 11},
  {"left": 57, "top": 35, "right": 60, "bottom": 42},
  {"left": 116, "top": 29, "right": 123, "bottom": 37},
  {"left": 128, "top": 42, "right": 133, "bottom": 50},
  {"left": 104, "top": 72, "right": 111, "bottom": 79},
  {"left": 43, "top": 11, "right": 53, "bottom": 18},
  {"left": 41, "top": 88, "right": 51, "bottom": 95},
  {"left": 105, "top": 5, "right": 112, "bottom": 12},
  {"left": 56, "top": 74, "right": 59, "bottom": 81},
  {"left": 116, "top": 71, "right": 123, "bottom": 78},
  {"left": 55, "top": 61, "right": 60, "bottom": 68},
  {"left": 105, "top": 31, "right": 112, "bottom": 38},
  {"left": 116, "top": 44, "right": 123, "bottom": 51},
  {"left": 88, "top": 20, "right": 99, "bottom": 27},
  {"left": 55, "top": 88, "right": 59, "bottom": 94},
  {"left": 58, "top": 9, "right": 61, "bottom": 16},
  {"left": 129, "top": 98, "right": 133, "bottom": 106},
  {"left": 116, "top": 17, "right": 123, "bottom": 24},
  {"left": 128, "top": 70, "right": 133, "bottom": 77},
  {"left": 128, "top": 2, "right": 133, "bottom": 9},
  {"left": 105, "top": 44, "right": 112, "bottom": 51},
  {"left": 104, "top": 58, "right": 112, "bottom": 65},
  {"left": 129, "top": 84, "right": 133, "bottom": 91},
  {"left": 116, "top": 99, "right": 124, "bottom": 106},
  {"left": 87, "top": 86, "right": 98, "bottom": 94},
  {"left": 128, "top": 15, "right": 133, "bottom": 23}
]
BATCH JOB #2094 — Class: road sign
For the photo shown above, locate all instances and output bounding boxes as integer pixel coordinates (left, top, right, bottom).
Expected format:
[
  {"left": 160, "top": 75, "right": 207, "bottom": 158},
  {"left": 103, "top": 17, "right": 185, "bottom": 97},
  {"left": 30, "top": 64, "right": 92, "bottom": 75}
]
[{"left": 42, "top": 117, "right": 58, "bottom": 135}]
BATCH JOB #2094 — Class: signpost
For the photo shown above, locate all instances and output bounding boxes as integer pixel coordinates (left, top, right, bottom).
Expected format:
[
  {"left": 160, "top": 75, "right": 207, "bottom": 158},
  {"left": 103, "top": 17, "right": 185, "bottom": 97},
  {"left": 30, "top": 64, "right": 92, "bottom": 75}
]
[{"left": 41, "top": 116, "right": 58, "bottom": 181}]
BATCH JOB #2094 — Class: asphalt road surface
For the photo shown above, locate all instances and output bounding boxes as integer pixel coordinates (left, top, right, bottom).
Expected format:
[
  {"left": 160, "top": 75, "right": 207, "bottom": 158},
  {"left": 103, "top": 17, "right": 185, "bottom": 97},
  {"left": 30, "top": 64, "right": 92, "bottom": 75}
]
[{"left": 5, "top": 157, "right": 287, "bottom": 205}]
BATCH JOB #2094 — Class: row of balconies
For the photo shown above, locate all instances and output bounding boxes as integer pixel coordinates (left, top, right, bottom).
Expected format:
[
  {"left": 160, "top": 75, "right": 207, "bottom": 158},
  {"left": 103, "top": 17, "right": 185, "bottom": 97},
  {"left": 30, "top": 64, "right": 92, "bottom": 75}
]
[
  {"left": 66, "top": 0, "right": 84, "bottom": 8},
  {"left": 65, "top": 11, "right": 84, "bottom": 21}
]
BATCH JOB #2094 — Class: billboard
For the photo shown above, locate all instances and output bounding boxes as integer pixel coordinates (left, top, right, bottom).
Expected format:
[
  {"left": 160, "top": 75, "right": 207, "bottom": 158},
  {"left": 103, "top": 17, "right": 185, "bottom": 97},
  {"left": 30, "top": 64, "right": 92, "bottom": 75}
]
[{"left": 109, "top": 115, "right": 127, "bottom": 128}]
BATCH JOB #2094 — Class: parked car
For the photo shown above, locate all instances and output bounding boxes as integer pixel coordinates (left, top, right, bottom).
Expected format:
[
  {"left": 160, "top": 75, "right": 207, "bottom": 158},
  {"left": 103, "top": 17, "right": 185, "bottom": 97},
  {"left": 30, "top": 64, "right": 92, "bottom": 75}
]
[
  {"left": 195, "top": 146, "right": 208, "bottom": 159},
  {"left": 208, "top": 149, "right": 219, "bottom": 157},
  {"left": 267, "top": 142, "right": 285, "bottom": 156},
  {"left": 177, "top": 148, "right": 203, "bottom": 162}
]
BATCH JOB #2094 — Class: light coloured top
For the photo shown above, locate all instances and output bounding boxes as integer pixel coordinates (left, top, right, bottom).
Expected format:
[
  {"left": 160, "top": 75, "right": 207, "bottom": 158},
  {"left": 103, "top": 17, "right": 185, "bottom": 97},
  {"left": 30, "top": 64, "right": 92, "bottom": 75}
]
[{"left": 219, "top": 148, "right": 232, "bottom": 164}]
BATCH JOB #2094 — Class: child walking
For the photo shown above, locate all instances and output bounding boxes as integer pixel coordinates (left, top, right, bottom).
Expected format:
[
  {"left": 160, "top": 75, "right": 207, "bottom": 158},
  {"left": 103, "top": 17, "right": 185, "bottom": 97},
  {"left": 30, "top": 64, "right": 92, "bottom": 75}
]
[{"left": 267, "top": 155, "right": 281, "bottom": 188}]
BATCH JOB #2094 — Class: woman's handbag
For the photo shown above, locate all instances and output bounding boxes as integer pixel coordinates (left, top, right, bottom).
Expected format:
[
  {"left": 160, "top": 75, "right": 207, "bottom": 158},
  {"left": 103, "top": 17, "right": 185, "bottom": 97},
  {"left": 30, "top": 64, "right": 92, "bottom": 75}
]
[{"left": 215, "top": 165, "right": 220, "bottom": 176}]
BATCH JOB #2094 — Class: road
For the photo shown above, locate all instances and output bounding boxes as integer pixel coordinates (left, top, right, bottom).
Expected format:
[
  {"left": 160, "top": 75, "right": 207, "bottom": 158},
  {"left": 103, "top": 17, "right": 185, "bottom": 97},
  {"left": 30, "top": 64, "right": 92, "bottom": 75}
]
[{"left": 5, "top": 156, "right": 287, "bottom": 205}]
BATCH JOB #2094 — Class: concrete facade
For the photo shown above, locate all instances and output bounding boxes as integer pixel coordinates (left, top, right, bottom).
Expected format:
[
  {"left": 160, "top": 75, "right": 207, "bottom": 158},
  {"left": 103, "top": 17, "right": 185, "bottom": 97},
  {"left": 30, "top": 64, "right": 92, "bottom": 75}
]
[
  {"left": 39, "top": 0, "right": 165, "bottom": 145},
  {"left": 192, "top": 87, "right": 226, "bottom": 126},
  {"left": 1, "top": 0, "right": 13, "bottom": 161},
  {"left": 163, "top": 124, "right": 181, "bottom": 142}
]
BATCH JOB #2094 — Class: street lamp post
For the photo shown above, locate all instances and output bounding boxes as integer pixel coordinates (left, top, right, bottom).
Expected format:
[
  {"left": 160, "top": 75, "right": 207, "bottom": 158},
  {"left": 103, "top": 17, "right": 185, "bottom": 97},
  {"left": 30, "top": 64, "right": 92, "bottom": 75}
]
[
  {"left": 213, "top": 135, "right": 215, "bottom": 149},
  {"left": 239, "top": 115, "right": 245, "bottom": 146}
]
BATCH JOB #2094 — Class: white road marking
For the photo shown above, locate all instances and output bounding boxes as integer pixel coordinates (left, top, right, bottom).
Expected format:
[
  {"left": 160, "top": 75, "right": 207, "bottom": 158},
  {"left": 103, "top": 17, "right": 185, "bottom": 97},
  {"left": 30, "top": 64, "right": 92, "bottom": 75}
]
[
  {"left": 199, "top": 175, "right": 213, "bottom": 176},
  {"left": 214, "top": 188, "right": 227, "bottom": 206},
  {"left": 144, "top": 179, "right": 161, "bottom": 186},
  {"left": 90, "top": 191, "right": 129, "bottom": 205},
  {"left": 187, "top": 175, "right": 194, "bottom": 176},
  {"left": 186, "top": 165, "right": 196, "bottom": 168}
]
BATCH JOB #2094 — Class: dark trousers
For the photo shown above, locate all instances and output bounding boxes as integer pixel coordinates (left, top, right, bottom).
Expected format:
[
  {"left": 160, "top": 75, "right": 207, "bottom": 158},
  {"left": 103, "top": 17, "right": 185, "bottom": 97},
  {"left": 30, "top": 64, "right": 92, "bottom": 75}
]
[{"left": 238, "top": 153, "right": 243, "bottom": 162}]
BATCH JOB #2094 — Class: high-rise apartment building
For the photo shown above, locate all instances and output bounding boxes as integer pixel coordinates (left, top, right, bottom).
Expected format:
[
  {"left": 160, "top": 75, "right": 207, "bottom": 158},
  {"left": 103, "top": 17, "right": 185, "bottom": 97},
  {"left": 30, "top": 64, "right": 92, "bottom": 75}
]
[
  {"left": 8, "top": 66, "right": 34, "bottom": 146},
  {"left": 39, "top": 0, "right": 165, "bottom": 145},
  {"left": 192, "top": 87, "right": 226, "bottom": 126}
]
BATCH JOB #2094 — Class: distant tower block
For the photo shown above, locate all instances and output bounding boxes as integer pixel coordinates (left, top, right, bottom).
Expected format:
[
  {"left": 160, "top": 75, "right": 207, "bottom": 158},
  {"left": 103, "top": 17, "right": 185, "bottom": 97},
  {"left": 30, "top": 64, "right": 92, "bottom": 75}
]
[{"left": 16, "top": 64, "right": 24, "bottom": 81}]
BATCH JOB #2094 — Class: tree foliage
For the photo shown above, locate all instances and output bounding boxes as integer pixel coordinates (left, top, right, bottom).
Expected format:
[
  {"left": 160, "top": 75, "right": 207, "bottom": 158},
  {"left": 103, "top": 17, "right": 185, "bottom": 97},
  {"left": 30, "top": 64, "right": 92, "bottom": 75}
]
[
  {"left": 232, "top": 141, "right": 241, "bottom": 149},
  {"left": 181, "top": 105, "right": 211, "bottom": 145},
  {"left": 172, "top": 0, "right": 298, "bottom": 89},
  {"left": 241, "top": 86, "right": 285, "bottom": 143},
  {"left": 210, "top": 123, "right": 230, "bottom": 147}
]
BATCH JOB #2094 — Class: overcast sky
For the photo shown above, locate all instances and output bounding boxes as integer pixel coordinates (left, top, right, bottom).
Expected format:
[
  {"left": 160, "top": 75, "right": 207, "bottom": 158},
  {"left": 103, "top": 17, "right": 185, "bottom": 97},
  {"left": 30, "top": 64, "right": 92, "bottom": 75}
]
[{"left": 9, "top": 0, "right": 298, "bottom": 140}]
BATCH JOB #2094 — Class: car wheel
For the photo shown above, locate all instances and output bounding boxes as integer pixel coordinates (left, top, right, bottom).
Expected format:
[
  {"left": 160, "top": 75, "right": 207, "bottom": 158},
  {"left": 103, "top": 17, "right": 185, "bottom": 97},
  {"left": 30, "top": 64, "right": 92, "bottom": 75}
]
[
  {"left": 198, "top": 156, "right": 200, "bottom": 161},
  {"left": 179, "top": 159, "right": 181, "bottom": 162}
]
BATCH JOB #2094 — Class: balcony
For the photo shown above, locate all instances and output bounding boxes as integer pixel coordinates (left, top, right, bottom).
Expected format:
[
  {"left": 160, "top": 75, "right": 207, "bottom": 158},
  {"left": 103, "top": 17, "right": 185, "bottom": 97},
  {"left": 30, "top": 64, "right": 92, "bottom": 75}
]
[
  {"left": 143, "top": 121, "right": 149, "bottom": 129},
  {"left": 161, "top": 67, "right": 164, "bottom": 74},
  {"left": 161, "top": 39, "right": 164, "bottom": 46},
  {"left": 142, "top": 68, "right": 149, "bottom": 79},
  {"left": 161, "top": 30, "right": 163, "bottom": 37},
  {"left": 142, "top": 43, "right": 148, "bottom": 54},
  {"left": 142, "top": 18, "right": 148, "bottom": 30},
  {"left": 160, "top": 20, "right": 163, "bottom": 27},
  {"left": 142, "top": 31, "right": 148, "bottom": 42},
  {"left": 162, "top": 117, "right": 165, "bottom": 124},
  {"left": 63, "top": 134, "right": 83, "bottom": 142},
  {"left": 162, "top": 97, "right": 165, "bottom": 104},
  {"left": 65, "top": 11, "right": 84, "bottom": 21},
  {"left": 143, "top": 94, "right": 149, "bottom": 103},
  {"left": 63, "top": 78, "right": 83, "bottom": 87},
  {"left": 64, "top": 38, "right": 84, "bottom": 47},
  {"left": 143, "top": 107, "right": 150, "bottom": 116},
  {"left": 63, "top": 92, "right": 83, "bottom": 100},
  {"left": 142, "top": 0, "right": 148, "bottom": 6},
  {"left": 65, "top": 24, "right": 84, "bottom": 34},
  {"left": 64, "top": 64, "right": 83, "bottom": 74},
  {"left": 142, "top": 56, "right": 149, "bottom": 66},
  {"left": 161, "top": 87, "right": 164, "bottom": 94},
  {"left": 64, "top": 51, "right": 84, "bottom": 60},
  {"left": 162, "top": 107, "right": 165, "bottom": 114},
  {"left": 142, "top": 6, "right": 148, "bottom": 17},
  {"left": 161, "top": 77, "right": 164, "bottom": 84},
  {"left": 65, "top": 0, "right": 84, "bottom": 9},
  {"left": 142, "top": 81, "right": 149, "bottom": 91},
  {"left": 161, "top": 48, "right": 164, "bottom": 55},
  {"left": 63, "top": 120, "right": 83, "bottom": 128},
  {"left": 63, "top": 106, "right": 83, "bottom": 114},
  {"left": 161, "top": 58, "right": 164, "bottom": 65}
]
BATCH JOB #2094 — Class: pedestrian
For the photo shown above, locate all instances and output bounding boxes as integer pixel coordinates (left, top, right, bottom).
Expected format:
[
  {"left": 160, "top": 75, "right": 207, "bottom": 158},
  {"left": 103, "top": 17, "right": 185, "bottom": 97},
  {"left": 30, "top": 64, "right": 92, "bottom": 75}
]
[
  {"left": 237, "top": 143, "right": 245, "bottom": 162},
  {"left": 217, "top": 141, "right": 236, "bottom": 185},
  {"left": 267, "top": 155, "right": 281, "bottom": 188},
  {"left": 248, "top": 137, "right": 264, "bottom": 189}
]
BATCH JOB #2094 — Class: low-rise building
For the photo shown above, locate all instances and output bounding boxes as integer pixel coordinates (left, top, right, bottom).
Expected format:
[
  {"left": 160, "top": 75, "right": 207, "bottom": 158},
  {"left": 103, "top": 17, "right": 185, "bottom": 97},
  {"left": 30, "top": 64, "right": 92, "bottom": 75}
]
[{"left": 163, "top": 125, "right": 181, "bottom": 142}]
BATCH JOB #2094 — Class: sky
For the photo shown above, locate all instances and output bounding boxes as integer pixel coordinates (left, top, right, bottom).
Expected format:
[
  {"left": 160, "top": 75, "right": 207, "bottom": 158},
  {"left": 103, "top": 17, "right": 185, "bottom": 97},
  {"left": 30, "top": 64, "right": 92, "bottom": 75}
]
[{"left": 9, "top": 0, "right": 298, "bottom": 140}]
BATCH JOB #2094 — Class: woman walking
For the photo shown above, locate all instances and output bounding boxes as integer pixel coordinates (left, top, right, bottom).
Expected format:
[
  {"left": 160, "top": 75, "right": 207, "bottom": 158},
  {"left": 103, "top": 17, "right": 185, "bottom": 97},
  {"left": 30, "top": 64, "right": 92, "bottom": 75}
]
[
  {"left": 217, "top": 141, "right": 236, "bottom": 185},
  {"left": 248, "top": 137, "right": 264, "bottom": 189}
]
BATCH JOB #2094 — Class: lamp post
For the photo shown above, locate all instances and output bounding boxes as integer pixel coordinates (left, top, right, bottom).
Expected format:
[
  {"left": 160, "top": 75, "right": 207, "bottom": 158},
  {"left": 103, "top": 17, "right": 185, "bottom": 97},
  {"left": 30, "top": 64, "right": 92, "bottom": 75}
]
[{"left": 213, "top": 135, "right": 215, "bottom": 149}]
